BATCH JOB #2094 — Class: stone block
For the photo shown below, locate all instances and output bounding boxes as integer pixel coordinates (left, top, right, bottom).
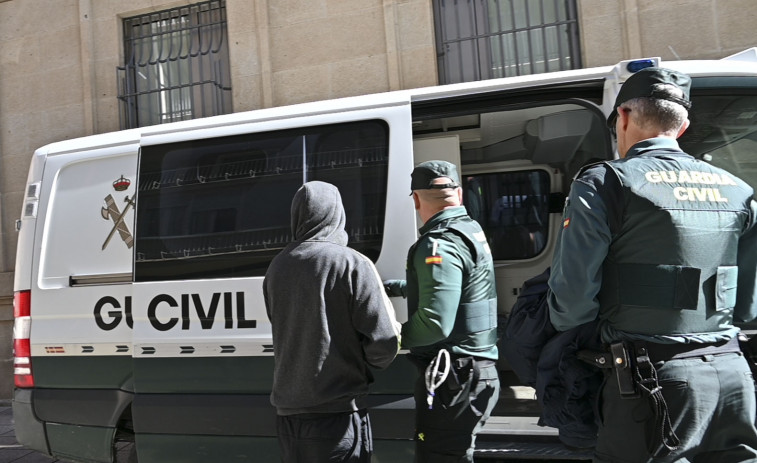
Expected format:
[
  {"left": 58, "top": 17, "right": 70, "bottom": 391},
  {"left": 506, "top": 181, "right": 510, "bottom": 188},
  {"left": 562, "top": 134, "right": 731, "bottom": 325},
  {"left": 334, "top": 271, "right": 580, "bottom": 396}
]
[
  {"left": 637, "top": 5, "right": 718, "bottom": 60},
  {"left": 272, "top": 65, "right": 331, "bottom": 106},
  {"left": 1, "top": 156, "right": 31, "bottom": 200},
  {"left": 575, "top": 0, "right": 620, "bottom": 19},
  {"left": 268, "top": 0, "right": 328, "bottom": 27},
  {"left": 227, "top": 0, "right": 260, "bottom": 33},
  {"left": 39, "top": 26, "right": 82, "bottom": 72},
  {"left": 395, "top": 0, "right": 434, "bottom": 50},
  {"left": 0, "top": 273, "right": 13, "bottom": 299},
  {"left": 581, "top": 13, "right": 624, "bottom": 67},
  {"left": 327, "top": 0, "right": 378, "bottom": 16},
  {"left": 231, "top": 73, "right": 264, "bottom": 113},
  {"left": 715, "top": 0, "right": 757, "bottom": 51},
  {"left": 270, "top": 8, "right": 385, "bottom": 70},
  {"left": 0, "top": 358, "right": 11, "bottom": 400},
  {"left": 28, "top": 66, "right": 84, "bottom": 112},
  {"left": 330, "top": 54, "right": 389, "bottom": 98},
  {"left": 0, "top": 36, "right": 42, "bottom": 75},
  {"left": 91, "top": 17, "right": 121, "bottom": 63},
  {"left": 229, "top": 30, "right": 262, "bottom": 77},
  {"left": 637, "top": 0, "right": 705, "bottom": 10},
  {"left": 0, "top": 111, "right": 42, "bottom": 157},
  {"left": 400, "top": 47, "right": 438, "bottom": 89},
  {"left": 94, "top": 97, "right": 120, "bottom": 134}
]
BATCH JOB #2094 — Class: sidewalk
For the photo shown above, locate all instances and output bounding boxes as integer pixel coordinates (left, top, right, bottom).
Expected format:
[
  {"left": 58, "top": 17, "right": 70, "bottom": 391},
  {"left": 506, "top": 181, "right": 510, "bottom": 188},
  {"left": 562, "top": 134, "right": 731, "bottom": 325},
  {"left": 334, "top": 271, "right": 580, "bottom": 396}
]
[{"left": 0, "top": 401, "right": 59, "bottom": 463}]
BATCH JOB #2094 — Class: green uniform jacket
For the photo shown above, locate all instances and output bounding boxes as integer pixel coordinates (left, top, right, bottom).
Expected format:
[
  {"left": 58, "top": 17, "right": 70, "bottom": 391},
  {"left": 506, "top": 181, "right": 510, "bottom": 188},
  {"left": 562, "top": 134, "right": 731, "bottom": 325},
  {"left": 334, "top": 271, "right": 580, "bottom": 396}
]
[
  {"left": 396, "top": 206, "right": 498, "bottom": 361},
  {"left": 549, "top": 137, "right": 757, "bottom": 343}
]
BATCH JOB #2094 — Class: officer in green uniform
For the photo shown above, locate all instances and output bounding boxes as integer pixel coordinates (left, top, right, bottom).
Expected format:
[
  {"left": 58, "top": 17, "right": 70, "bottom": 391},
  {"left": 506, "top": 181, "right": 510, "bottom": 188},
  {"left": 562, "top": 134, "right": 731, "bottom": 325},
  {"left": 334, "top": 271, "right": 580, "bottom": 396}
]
[
  {"left": 384, "top": 160, "right": 499, "bottom": 463},
  {"left": 548, "top": 67, "right": 757, "bottom": 462}
]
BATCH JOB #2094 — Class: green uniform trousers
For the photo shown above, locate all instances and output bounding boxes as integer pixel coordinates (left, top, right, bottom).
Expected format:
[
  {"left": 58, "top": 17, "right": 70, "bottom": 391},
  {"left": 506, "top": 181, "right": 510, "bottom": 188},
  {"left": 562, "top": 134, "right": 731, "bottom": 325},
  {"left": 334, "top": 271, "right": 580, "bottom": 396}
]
[{"left": 594, "top": 352, "right": 757, "bottom": 463}]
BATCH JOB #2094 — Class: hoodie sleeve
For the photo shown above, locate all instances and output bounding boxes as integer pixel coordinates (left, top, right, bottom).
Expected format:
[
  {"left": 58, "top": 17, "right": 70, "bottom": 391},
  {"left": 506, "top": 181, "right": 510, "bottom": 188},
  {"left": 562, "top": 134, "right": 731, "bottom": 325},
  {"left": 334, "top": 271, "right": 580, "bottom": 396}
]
[{"left": 352, "top": 254, "right": 401, "bottom": 370}]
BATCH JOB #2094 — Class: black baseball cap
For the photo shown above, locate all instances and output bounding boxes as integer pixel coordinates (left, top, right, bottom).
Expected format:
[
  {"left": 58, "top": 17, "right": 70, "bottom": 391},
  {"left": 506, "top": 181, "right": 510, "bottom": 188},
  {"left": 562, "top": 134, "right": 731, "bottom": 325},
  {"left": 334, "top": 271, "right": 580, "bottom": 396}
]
[
  {"left": 410, "top": 160, "right": 460, "bottom": 193},
  {"left": 607, "top": 67, "right": 692, "bottom": 127}
]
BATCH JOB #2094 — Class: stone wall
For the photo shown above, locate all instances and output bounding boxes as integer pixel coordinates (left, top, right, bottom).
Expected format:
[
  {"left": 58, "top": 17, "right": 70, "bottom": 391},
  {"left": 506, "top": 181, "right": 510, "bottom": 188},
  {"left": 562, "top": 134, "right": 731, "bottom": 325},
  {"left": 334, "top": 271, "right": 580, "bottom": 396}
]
[{"left": 579, "top": 0, "right": 757, "bottom": 67}]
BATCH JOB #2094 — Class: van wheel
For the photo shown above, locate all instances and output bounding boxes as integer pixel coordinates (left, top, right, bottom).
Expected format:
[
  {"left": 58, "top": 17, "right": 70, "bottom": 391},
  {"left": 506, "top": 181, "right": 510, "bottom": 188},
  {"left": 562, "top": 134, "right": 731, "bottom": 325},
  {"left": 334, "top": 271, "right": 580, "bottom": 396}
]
[{"left": 115, "top": 441, "right": 138, "bottom": 463}]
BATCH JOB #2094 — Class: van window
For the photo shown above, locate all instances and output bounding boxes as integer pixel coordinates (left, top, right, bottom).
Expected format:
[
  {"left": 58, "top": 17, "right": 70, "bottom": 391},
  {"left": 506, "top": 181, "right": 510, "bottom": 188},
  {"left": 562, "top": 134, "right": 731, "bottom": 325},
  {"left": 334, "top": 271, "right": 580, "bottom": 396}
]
[
  {"left": 463, "top": 169, "right": 550, "bottom": 260},
  {"left": 679, "top": 86, "right": 757, "bottom": 192},
  {"left": 135, "top": 120, "right": 389, "bottom": 282}
]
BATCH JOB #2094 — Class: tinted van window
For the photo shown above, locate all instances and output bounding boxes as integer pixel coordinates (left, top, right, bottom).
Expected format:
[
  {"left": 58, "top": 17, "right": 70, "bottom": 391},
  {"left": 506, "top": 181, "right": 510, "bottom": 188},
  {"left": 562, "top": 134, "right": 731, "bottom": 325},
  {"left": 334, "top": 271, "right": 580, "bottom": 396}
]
[
  {"left": 463, "top": 169, "right": 550, "bottom": 260},
  {"left": 135, "top": 120, "right": 389, "bottom": 282}
]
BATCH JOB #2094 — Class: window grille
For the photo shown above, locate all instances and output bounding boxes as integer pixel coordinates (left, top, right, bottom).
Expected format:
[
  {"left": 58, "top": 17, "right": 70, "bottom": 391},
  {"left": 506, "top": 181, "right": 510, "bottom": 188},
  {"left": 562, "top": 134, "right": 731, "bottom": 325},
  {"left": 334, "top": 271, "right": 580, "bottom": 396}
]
[
  {"left": 117, "top": 0, "right": 232, "bottom": 129},
  {"left": 464, "top": 170, "right": 550, "bottom": 260},
  {"left": 434, "top": 0, "right": 581, "bottom": 84},
  {"left": 135, "top": 120, "right": 389, "bottom": 282}
]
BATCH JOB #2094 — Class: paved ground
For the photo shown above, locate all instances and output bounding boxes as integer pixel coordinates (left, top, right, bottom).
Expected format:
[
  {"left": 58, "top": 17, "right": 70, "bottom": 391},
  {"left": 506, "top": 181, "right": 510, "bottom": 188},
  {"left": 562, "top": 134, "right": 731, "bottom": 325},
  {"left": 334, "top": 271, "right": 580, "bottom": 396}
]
[{"left": 0, "top": 401, "right": 59, "bottom": 463}]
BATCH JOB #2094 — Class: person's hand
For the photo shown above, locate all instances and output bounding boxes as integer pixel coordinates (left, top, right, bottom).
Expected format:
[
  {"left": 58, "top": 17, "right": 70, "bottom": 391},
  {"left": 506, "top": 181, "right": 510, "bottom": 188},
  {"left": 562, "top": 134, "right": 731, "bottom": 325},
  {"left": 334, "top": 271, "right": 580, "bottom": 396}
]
[{"left": 383, "top": 279, "right": 407, "bottom": 298}]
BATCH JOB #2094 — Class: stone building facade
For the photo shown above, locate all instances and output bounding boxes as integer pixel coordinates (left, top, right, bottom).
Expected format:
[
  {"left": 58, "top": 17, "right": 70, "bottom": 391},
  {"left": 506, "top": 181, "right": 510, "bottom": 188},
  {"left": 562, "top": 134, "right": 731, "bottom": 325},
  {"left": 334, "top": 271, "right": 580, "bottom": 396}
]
[{"left": 0, "top": 0, "right": 755, "bottom": 399}]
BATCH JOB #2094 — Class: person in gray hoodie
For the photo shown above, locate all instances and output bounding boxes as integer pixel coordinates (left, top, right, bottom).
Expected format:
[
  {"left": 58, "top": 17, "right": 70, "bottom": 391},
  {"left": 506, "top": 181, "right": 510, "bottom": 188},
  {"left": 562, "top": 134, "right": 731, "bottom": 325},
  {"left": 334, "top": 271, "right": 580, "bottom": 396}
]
[{"left": 264, "top": 180, "right": 401, "bottom": 463}]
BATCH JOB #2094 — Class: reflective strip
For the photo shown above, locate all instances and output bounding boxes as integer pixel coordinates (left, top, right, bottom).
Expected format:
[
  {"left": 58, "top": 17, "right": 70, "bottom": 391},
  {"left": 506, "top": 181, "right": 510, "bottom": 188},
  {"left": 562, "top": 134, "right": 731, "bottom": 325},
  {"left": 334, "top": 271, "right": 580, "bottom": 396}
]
[{"left": 13, "top": 316, "right": 30, "bottom": 339}]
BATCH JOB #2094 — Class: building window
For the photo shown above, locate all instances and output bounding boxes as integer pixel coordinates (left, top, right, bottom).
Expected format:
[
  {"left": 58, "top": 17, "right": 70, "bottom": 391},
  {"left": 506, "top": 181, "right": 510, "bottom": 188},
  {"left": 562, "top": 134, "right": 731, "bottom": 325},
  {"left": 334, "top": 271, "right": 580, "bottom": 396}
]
[
  {"left": 434, "top": 0, "right": 581, "bottom": 84},
  {"left": 117, "top": 0, "right": 232, "bottom": 129}
]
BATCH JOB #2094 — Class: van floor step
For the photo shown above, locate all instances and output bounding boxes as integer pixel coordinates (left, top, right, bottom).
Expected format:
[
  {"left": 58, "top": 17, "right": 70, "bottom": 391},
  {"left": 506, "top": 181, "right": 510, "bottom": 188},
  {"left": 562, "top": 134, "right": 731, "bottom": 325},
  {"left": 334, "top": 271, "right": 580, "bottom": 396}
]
[{"left": 474, "top": 440, "right": 593, "bottom": 460}]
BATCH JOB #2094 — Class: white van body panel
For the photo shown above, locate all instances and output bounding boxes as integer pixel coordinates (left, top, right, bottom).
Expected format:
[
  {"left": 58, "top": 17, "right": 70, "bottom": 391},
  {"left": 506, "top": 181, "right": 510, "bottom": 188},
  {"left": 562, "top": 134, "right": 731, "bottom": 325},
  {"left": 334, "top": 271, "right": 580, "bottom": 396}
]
[{"left": 30, "top": 144, "right": 138, "bottom": 351}]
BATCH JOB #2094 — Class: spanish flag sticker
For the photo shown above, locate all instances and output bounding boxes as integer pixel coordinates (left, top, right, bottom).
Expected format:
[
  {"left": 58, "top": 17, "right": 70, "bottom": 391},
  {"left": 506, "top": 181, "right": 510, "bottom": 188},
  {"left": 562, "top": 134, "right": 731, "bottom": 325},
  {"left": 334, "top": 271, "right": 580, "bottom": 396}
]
[
  {"left": 563, "top": 218, "right": 571, "bottom": 229},
  {"left": 425, "top": 256, "right": 443, "bottom": 265}
]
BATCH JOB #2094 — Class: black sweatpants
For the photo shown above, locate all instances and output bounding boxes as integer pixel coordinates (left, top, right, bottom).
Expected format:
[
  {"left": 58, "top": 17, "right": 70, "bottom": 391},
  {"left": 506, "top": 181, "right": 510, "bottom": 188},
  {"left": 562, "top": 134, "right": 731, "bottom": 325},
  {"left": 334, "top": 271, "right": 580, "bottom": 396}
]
[{"left": 276, "top": 409, "right": 372, "bottom": 463}]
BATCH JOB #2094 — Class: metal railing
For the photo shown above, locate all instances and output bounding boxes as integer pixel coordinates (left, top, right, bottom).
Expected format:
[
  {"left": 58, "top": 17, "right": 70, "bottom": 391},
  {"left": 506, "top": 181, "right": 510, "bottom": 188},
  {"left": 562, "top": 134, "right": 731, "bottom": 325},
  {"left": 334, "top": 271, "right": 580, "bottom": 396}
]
[{"left": 117, "top": 0, "right": 232, "bottom": 129}]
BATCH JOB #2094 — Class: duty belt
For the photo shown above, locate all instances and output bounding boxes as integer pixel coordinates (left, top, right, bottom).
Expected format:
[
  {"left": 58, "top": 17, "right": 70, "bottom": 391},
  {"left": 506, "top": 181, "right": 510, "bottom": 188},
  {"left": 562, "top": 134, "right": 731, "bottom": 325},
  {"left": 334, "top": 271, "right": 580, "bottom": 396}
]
[
  {"left": 578, "top": 336, "right": 741, "bottom": 372},
  {"left": 632, "top": 336, "right": 741, "bottom": 362},
  {"left": 579, "top": 337, "right": 743, "bottom": 457}
]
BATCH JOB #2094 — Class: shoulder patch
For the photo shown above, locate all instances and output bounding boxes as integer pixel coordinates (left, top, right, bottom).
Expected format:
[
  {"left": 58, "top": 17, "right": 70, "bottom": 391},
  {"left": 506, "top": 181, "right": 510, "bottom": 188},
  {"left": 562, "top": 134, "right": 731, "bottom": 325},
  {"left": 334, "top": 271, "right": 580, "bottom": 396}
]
[{"left": 425, "top": 256, "right": 443, "bottom": 265}]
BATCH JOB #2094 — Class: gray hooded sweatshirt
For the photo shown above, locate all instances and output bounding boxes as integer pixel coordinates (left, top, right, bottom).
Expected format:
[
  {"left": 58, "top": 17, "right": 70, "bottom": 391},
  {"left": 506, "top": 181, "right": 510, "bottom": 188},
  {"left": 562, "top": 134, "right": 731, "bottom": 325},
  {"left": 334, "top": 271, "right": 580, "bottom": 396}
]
[{"left": 264, "top": 181, "right": 400, "bottom": 415}]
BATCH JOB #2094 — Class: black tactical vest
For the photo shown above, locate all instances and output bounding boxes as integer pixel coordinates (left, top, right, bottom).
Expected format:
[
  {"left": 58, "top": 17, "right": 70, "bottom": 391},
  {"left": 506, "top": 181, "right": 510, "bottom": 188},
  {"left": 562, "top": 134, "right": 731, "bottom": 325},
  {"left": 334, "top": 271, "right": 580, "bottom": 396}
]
[{"left": 597, "top": 150, "right": 754, "bottom": 336}]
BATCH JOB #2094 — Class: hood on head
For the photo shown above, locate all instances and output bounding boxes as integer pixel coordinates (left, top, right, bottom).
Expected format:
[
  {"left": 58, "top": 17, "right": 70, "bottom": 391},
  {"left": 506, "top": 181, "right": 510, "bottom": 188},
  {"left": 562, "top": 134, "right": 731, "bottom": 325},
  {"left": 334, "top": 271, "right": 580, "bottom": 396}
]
[{"left": 290, "top": 181, "right": 348, "bottom": 245}]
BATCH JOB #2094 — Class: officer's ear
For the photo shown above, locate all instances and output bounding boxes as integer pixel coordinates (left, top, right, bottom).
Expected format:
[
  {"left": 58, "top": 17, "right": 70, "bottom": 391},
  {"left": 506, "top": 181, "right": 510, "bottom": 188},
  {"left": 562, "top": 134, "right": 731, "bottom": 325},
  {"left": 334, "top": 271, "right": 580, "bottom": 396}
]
[
  {"left": 412, "top": 192, "right": 421, "bottom": 211},
  {"left": 456, "top": 186, "right": 463, "bottom": 204},
  {"left": 675, "top": 119, "right": 691, "bottom": 139}
]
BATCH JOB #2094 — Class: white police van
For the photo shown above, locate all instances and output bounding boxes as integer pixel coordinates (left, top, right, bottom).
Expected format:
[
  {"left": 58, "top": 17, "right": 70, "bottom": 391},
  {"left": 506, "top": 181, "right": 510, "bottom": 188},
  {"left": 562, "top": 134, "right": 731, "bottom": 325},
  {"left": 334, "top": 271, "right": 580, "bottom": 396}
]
[{"left": 12, "top": 49, "right": 757, "bottom": 462}]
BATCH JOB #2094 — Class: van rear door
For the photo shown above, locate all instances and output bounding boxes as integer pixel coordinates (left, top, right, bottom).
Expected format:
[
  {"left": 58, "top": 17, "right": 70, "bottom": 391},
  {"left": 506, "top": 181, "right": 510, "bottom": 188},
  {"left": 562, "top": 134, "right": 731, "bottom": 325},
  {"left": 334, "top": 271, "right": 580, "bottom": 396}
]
[{"left": 26, "top": 133, "right": 139, "bottom": 462}]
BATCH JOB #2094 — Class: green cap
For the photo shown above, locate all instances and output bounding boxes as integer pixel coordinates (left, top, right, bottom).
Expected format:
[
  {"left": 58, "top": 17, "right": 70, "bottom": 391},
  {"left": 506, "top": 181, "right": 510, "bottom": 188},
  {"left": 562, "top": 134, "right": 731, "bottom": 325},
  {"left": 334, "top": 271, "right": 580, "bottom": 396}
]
[
  {"left": 607, "top": 67, "right": 692, "bottom": 127},
  {"left": 410, "top": 160, "right": 460, "bottom": 193}
]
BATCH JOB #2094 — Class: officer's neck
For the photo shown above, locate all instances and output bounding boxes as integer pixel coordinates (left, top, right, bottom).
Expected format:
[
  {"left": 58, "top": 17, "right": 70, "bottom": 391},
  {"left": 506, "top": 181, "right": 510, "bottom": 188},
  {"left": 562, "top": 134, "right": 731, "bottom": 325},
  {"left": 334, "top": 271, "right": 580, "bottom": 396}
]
[{"left": 419, "top": 205, "right": 461, "bottom": 224}]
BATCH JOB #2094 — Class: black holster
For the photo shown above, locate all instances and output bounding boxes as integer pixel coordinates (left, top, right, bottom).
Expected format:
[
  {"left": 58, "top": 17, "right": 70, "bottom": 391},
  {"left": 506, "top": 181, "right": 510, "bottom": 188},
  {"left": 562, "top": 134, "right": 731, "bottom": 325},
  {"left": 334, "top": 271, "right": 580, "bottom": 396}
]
[
  {"left": 438, "top": 357, "right": 480, "bottom": 412},
  {"left": 578, "top": 342, "right": 680, "bottom": 457},
  {"left": 631, "top": 344, "right": 680, "bottom": 457}
]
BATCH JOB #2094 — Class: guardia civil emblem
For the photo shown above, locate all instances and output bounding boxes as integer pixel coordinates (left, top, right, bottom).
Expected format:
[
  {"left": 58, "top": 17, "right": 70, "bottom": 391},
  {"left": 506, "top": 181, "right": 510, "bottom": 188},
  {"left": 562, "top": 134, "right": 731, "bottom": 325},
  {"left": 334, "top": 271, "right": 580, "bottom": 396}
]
[{"left": 101, "top": 175, "right": 135, "bottom": 250}]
